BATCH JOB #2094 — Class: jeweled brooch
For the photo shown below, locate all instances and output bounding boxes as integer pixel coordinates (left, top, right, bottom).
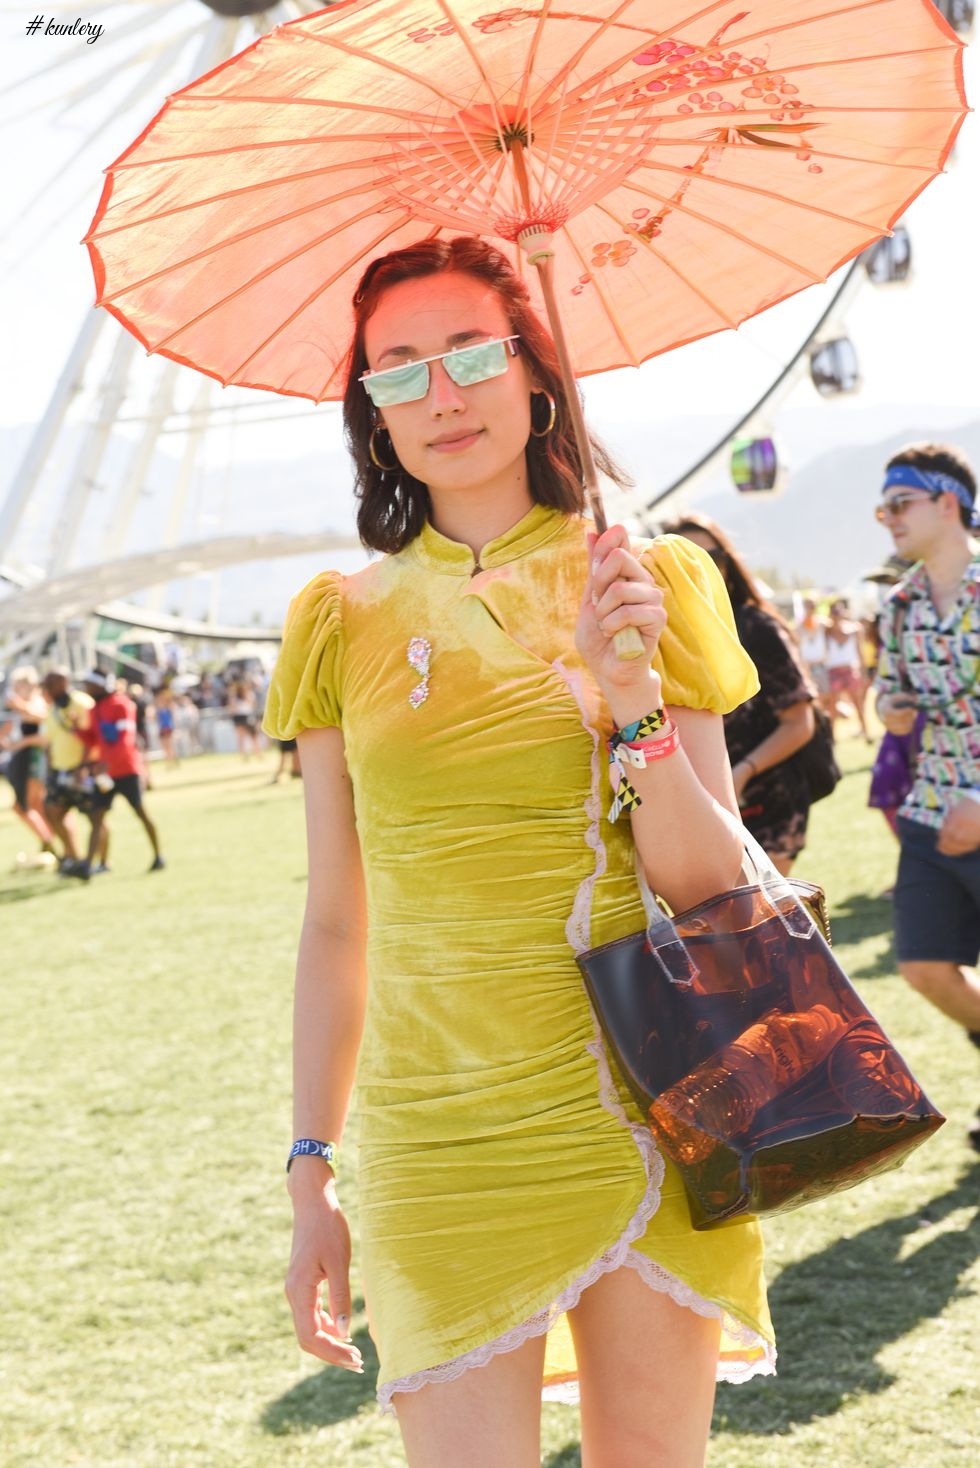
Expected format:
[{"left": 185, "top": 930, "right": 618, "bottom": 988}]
[{"left": 407, "top": 637, "right": 431, "bottom": 709}]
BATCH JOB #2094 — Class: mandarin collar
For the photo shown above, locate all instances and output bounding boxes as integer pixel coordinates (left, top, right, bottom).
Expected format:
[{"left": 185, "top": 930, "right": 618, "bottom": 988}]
[{"left": 409, "top": 503, "right": 570, "bottom": 576}]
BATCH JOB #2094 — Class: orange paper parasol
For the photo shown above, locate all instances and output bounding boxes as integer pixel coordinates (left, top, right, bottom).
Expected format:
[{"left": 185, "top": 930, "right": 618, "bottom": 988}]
[{"left": 86, "top": 0, "right": 968, "bottom": 533}]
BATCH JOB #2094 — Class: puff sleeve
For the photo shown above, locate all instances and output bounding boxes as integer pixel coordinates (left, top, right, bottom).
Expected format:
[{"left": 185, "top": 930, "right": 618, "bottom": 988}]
[
  {"left": 638, "top": 535, "right": 759, "bottom": 713},
  {"left": 262, "top": 571, "right": 345, "bottom": 738}
]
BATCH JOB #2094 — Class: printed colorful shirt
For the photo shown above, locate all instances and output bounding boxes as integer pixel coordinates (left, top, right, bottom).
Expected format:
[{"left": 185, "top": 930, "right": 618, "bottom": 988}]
[{"left": 875, "top": 554, "right": 980, "bottom": 830}]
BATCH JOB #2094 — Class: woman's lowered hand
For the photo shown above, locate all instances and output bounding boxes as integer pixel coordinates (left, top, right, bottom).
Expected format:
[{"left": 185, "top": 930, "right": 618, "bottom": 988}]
[{"left": 285, "top": 1164, "right": 363, "bottom": 1372}]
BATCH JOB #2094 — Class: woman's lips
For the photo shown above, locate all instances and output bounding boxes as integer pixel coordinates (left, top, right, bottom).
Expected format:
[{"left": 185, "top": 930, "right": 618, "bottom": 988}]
[{"left": 429, "top": 429, "right": 483, "bottom": 452}]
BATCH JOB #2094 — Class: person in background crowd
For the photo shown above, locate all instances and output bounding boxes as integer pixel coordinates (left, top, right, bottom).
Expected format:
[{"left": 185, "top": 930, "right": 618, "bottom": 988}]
[
  {"left": 270, "top": 737, "right": 302, "bottom": 783},
  {"left": 825, "top": 598, "right": 873, "bottom": 742},
  {"left": 128, "top": 682, "right": 154, "bottom": 789},
  {"left": 77, "top": 670, "right": 164, "bottom": 880},
  {"left": 228, "top": 678, "right": 262, "bottom": 758},
  {"left": 0, "top": 665, "right": 58, "bottom": 864},
  {"left": 172, "top": 694, "right": 200, "bottom": 758},
  {"left": 40, "top": 669, "right": 108, "bottom": 876},
  {"left": 154, "top": 685, "right": 179, "bottom": 767},
  {"left": 875, "top": 441, "right": 980, "bottom": 1152},
  {"left": 797, "top": 597, "right": 830, "bottom": 703},
  {"left": 665, "top": 512, "right": 816, "bottom": 875}
]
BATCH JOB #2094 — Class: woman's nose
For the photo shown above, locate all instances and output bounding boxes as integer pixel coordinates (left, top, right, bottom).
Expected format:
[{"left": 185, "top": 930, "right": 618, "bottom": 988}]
[{"left": 427, "top": 361, "right": 467, "bottom": 414}]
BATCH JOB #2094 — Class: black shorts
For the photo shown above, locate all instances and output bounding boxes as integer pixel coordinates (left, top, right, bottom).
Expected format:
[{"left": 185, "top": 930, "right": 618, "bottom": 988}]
[
  {"left": 46, "top": 767, "right": 95, "bottom": 813},
  {"left": 894, "top": 815, "right": 980, "bottom": 967},
  {"left": 92, "top": 773, "right": 144, "bottom": 813},
  {"left": 278, "top": 738, "right": 298, "bottom": 752},
  {"left": 7, "top": 747, "right": 46, "bottom": 808}
]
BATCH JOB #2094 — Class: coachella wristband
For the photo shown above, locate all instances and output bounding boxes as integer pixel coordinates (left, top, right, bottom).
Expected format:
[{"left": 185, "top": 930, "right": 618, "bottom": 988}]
[{"left": 286, "top": 1139, "right": 337, "bottom": 1173}]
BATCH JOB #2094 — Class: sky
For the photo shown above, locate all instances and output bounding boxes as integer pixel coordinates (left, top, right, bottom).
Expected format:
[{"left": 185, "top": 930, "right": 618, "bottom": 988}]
[{"left": 1, "top": 0, "right": 977, "bottom": 580}]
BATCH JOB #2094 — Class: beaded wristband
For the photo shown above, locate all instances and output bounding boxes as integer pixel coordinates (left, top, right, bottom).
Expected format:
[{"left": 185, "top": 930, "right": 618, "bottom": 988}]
[{"left": 286, "top": 1138, "right": 337, "bottom": 1173}]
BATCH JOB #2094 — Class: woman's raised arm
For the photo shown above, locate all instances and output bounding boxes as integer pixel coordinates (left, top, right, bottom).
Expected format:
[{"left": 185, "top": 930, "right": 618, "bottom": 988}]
[
  {"left": 285, "top": 725, "right": 368, "bottom": 1373},
  {"left": 578, "top": 526, "right": 745, "bottom": 914}
]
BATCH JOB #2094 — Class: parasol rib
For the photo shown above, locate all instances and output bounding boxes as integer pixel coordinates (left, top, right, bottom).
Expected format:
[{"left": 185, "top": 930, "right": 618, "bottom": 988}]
[
  {"left": 95, "top": 185, "right": 397, "bottom": 299},
  {"left": 227, "top": 218, "right": 423, "bottom": 385},
  {"left": 534, "top": 0, "right": 727, "bottom": 114},
  {"left": 118, "top": 201, "right": 412, "bottom": 338},
  {"left": 592, "top": 201, "right": 742, "bottom": 330},
  {"left": 513, "top": 0, "right": 554, "bottom": 123},
  {"left": 621, "top": 180, "right": 829, "bottom": 281},
  {"left": 614, "top": 137, "right": 937, "bottom": 171},
  {"left": 563, "top": 225, "right": 649, "bottom": 363},
  {"left": 91, "top": 163, "right": 407, "bottom": 239},
  {"left": 291, "top": 19, "right": 509, "bottom": 157},
  {"left": 627, "top": 160, "right": 906, "bottom": 233},
  {"left": 539, "top": 0, "right": 941, "bottom": 129}
]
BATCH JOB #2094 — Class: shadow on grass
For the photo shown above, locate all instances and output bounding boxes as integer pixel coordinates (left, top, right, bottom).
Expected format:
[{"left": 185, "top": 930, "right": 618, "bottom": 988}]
[
  {"left": 714, "top": 1160, "right": 980, "bottom": 1438},
  {"left": 261, "top": 1315, "right": 379, "bottom": 1434},
  {"left": 826, "top": 891, "right": 898, "bottom": 981},
  {"left": 0, "top": 877, "right": 70, "bottom": 904},
  {"left": 543, "top": 1446, "right": 583, "bottom": 1466}
]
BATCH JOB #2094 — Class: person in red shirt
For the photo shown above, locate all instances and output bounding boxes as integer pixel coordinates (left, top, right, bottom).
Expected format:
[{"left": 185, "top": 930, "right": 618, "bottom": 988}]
[{"left": 79, "top": 670, "right": 164, "bottom": 879}]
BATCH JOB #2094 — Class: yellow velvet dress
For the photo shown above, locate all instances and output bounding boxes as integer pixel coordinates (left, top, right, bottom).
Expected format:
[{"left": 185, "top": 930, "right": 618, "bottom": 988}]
[{"left": 264, "top": 505, "right": 776, "bottom": 1410}]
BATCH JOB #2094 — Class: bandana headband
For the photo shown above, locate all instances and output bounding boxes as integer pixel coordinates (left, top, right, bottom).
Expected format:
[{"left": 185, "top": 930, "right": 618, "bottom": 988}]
[{"left": 882, "top": 464, "right": 980, "bottom": 527}]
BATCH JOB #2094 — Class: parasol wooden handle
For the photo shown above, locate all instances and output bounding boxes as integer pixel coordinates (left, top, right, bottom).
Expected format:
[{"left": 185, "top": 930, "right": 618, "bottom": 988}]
[
  {"left": 588, "top": 492, "right": 647, "bottom": 661},
  {"left": 525, "top": 236, "right": 646, "bottom": 661}
]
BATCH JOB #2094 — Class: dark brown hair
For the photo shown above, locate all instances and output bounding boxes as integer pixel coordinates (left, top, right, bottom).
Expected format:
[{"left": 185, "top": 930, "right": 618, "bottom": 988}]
[
  {"left": 342, "top": 237, "right": 630, "bottom": 554},
  {"left": 886, "top": 442, "right": 976, "bottom": 529},
  {"left": 660, "top": 510, "right": 796, "bottom": 637}
]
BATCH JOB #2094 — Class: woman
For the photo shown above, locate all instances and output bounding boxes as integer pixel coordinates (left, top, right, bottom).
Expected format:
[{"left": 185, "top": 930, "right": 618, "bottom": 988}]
[
  {"left": 228, "top": 678, "right": 261, "bottom": 759},
  {"left": 1, "top": 665, "right": 57, "bottom": 860},
  {"left": 264, "top": 238, "right": 774, "bottom": 1467},
  {"left": 825, "top": 598, "right": 873, "bottom": 741},
  {"left": 153, "top": 686, "right": 179, "bottom": 767},
  {"left": 663, "top": 514, "right": 816, "bottom": 876}
]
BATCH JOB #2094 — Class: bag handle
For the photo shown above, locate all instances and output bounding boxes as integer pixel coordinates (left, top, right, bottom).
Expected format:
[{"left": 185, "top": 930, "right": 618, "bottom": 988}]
[{"left": 637, "top": 806, "right": 815, "bottom": 988}]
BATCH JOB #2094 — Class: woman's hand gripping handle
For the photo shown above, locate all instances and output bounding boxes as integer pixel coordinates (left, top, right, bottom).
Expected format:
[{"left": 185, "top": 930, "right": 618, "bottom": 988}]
[{"left": 576, "top": 526, "right": 667, "bottom": 693}]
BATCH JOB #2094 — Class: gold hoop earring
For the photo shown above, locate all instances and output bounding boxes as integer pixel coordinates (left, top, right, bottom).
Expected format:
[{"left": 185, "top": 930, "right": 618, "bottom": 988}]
[
  {"left": 529, "top": 392, "right": 557, "bottom": 438},
  {"left": 369, "top": 423, "right": 399, "bottom": 472}
]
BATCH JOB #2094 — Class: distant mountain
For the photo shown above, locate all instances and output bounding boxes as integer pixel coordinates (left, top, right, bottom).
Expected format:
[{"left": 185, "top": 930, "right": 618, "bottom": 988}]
[{"left": 3, "top": 401, "right": 978, "bottom": 625}]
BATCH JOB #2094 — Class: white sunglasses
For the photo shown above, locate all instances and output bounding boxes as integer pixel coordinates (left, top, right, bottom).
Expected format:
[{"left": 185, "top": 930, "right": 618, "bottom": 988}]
[{"left": 360, "top": 336, "right": 520, "bottom": 408}]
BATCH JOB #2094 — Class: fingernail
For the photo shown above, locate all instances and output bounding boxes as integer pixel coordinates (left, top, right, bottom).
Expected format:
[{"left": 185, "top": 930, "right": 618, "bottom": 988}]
[
  {"left": 592, "top": 558, "right": 601, "bottom": 578},
  {"left": 337, "top": 1314, "right": 350, "bottom": 1339}
]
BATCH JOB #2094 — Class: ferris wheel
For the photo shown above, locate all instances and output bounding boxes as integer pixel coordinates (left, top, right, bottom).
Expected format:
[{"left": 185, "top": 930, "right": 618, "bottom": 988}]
[{"left": 1, "top": 0, "right": 354, "bottom": 665}]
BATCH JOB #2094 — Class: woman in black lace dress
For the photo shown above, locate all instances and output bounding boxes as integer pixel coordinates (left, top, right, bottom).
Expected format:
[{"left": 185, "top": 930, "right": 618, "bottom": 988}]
[{"left": 664, "top": 513, "right": 816, "bottom": 874}]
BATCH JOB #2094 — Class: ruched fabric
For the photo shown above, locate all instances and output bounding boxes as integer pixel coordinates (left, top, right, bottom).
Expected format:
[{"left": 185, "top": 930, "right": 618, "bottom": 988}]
[{"left": 264, "top": 507, "right": 774, "bottom": 1408}]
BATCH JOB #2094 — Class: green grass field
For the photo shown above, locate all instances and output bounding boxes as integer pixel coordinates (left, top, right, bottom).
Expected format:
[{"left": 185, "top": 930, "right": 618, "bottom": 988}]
[{"left": 1, "top": 738, "right": 978, "bottom": 1467}]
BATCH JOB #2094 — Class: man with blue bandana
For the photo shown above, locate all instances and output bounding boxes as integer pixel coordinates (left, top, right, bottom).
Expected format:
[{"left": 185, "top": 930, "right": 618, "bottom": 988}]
[{"left": 874, "top": 442, "right": 980, "bottom": 1151}]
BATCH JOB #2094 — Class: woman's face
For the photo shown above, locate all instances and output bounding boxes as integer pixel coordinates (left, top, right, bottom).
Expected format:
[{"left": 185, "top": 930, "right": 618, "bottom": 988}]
[{"left": 363, "top": 271, "right": 535, "bottom": 501}]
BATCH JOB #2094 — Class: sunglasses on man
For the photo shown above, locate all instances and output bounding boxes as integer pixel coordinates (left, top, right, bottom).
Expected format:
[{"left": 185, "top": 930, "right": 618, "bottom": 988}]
[
  {"left": 360, "top": 336, "right": 520, "bottom": 408},
  {"left": 874, "top": 490, "right": 943, "bottom": 523}
]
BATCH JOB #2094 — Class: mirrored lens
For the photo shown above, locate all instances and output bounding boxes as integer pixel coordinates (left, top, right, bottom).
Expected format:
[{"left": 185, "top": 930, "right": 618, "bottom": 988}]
[
  {"left": 362, "top": 360, "right": 430, "bottom": 408},
  {"left": 442, "top": 339, "right": 509, "bottom": 388}
]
